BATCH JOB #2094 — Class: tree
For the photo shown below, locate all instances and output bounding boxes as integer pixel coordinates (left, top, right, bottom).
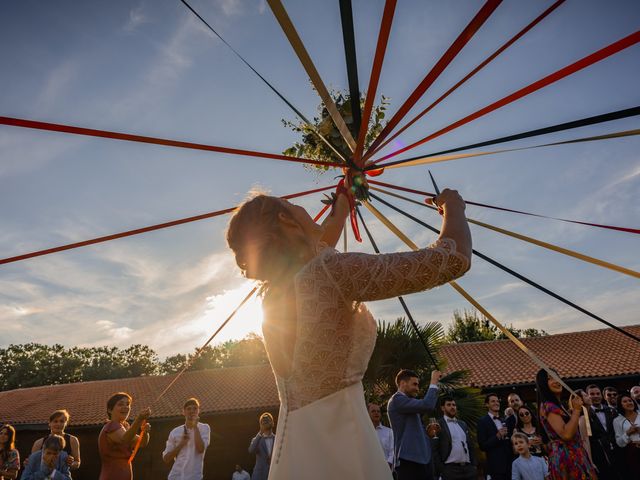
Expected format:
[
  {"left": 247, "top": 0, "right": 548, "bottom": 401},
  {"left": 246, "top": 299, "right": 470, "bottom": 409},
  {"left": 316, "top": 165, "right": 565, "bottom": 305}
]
[
  {"left": 161, "top": 334, "right": 268, "bottom": 374},
  {"left": 0, "top": 343, "right": 161, "bottom": 391},
  {"left": 446, "top": 309, "right": 547, "bottom": 344},
  {"left": 364, "top": 317, "right": 486, "bottom": 430}
]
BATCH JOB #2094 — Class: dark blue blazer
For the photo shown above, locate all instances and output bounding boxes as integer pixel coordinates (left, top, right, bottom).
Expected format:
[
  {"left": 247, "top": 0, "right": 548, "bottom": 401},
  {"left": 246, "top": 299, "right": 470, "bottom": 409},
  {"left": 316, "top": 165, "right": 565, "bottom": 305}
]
[
  {"left": 477, "top": 413, "right": 515, "bottom": 476},
  {"left": 387, "top": 386, "right": 438, "bottom": 465}
]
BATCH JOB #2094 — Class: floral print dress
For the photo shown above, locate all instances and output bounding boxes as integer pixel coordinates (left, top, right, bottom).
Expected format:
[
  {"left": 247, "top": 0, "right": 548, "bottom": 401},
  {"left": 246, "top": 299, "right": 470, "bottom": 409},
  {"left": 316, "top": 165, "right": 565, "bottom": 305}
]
[{"left": 540, "top": 401, "right": 597, "bottom": 479}]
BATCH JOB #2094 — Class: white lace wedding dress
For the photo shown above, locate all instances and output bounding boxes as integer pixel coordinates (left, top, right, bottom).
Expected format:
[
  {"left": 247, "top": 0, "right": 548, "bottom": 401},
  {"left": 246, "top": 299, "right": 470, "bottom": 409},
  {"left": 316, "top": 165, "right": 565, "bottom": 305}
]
[{"left": 263, "top": 239, "right": 469, "bottom": 479}]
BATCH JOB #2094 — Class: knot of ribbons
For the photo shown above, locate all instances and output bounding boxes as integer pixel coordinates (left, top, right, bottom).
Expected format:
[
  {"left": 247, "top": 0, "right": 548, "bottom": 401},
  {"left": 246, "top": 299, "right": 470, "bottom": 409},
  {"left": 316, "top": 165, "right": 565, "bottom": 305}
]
[{"left": 333, "top": 165, "right": 384, "bottom": 243}]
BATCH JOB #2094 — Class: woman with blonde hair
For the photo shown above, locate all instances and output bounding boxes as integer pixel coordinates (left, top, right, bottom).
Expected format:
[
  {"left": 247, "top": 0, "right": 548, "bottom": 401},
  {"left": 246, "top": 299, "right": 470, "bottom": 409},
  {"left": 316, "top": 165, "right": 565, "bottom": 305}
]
[{"left": 226, "top": 182, "right": 471, "bottom": 479}]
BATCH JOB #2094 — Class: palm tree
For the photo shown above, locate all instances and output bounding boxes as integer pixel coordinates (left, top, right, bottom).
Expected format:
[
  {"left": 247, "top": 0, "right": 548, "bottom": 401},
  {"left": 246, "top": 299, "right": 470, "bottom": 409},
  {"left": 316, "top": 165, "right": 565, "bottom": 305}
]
[{"left": 364, "top": 317, "right": 485, "bottom": 431}]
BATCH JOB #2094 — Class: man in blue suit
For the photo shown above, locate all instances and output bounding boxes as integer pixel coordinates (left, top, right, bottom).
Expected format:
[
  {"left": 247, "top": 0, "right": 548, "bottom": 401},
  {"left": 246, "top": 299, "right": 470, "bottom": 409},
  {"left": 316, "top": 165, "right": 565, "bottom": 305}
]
[{"left": 388, "top": 368, "right": 441, "bottom": 480}]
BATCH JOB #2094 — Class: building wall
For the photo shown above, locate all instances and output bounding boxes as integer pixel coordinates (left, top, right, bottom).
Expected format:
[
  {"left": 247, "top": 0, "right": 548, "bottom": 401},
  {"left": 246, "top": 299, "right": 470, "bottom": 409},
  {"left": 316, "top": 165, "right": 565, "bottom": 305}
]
[{"left": 13, "top": 408, "right": 279, "bottom": 480}]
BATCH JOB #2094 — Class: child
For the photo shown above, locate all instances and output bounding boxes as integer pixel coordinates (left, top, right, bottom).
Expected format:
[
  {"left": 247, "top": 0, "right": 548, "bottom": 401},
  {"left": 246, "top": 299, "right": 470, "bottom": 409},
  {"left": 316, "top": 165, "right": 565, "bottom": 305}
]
[
  {"left": 511, "top": 432, "right": 549, "bottom": 480},
  {"left": 21, "top": 434, "right": 71, "bottom": 480}
]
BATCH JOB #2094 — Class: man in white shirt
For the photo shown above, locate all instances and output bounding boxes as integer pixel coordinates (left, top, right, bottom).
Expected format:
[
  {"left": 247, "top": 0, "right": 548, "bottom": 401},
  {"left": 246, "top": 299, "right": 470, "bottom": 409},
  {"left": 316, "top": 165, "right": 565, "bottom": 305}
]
[
  {"left": 231, "top": 464, "right": 251, "bottom": 480},
  {"left": 432, "top": 397, "right": 476, "bottom": 480},
  {"left": 368, "top": 403, "right": 394, "bottom": 469},
  {"left": 162, "top": 397, "right": 211, "bottom": 480}
]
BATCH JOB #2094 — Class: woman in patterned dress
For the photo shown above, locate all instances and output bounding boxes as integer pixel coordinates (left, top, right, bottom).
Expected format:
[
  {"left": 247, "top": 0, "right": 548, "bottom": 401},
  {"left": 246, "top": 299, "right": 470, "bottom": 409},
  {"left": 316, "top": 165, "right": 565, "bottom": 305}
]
[
  {"left": 226, "top": 184, "right": 471, "bottom": 479},
  {"left": 0, "top": 425, "right": 19, "bottom": 480},
  {"left": 535, "top": 369, "right": 597, "bottom": 479}
]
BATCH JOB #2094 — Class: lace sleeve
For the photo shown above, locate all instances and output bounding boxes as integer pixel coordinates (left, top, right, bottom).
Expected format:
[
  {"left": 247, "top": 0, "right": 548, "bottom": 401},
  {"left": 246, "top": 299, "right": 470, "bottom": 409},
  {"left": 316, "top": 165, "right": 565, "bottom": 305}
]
[{"left": 320, "top": 238, "right": 469, "bottom": 302}]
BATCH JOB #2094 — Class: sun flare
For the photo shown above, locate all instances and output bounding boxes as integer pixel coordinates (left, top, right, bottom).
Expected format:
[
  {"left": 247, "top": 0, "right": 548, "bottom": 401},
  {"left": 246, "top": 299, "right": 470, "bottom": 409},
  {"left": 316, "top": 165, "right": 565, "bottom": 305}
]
[{"left": 194, "top": 282, "right": 264, "bottom": 345}]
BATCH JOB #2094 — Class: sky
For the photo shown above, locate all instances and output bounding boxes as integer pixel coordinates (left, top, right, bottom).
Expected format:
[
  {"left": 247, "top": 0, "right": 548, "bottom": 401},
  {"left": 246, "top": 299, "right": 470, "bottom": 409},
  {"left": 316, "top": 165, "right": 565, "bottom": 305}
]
[{"left": 0, "top": 0, "right": 638, "bottom": 360}]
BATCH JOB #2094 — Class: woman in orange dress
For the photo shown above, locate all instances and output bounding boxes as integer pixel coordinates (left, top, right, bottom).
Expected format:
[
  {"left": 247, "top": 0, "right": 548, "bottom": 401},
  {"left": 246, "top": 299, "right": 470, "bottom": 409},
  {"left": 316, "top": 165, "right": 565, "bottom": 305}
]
[{"left": 98, "top": 392, "right": 150, "bottom": 480}]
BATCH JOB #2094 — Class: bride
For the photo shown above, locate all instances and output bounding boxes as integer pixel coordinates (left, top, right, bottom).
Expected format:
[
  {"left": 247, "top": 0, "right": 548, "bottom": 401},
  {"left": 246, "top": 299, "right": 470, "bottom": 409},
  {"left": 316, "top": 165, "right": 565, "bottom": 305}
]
[{"left": 226, "top": 181, "right": 471, "bottom": 479}]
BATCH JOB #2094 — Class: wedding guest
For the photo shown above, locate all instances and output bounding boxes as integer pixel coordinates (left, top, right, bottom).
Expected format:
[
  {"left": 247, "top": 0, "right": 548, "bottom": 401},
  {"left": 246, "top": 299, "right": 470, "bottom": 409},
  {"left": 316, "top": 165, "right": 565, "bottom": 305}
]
[
  {"left": 163, "top": 398, "right": 210, "bottom": 480},
  {"left": 248, "top": 412, "right": 275, "bottom": 480},
  {"left": 511, "top": 432, "right": 549, "bottom": 480},
  {"left": 99, "top": 392, "right": 151, "bottom": 480},
  {"left": 432, "top": 396, "right": 476, "bottom": 480},
  {"left": 613, "top": 392, "right": 640, "bottom": 469},
  {"left": 21, "top": 434, "right": 70, "bottom": 480},
  {"left": 586, "top": 384, "right": 617, "bottom": 479},
  {"left": 0, "top": 425, "right": 19, "bottom": 480},
  {"left": 603, "top": 387, "right": 619, "bottom": 410},
  {"left": 536, "top": 369, "right": 595, "bottom": 479},
  {"left": 515, "top": 405, "right": 545, "bottom": 458},
  {"left": 388, "top": 369, "right": 441, "bottom": 480},
  {"left": 368, "top": 403, "right": 394, "bottom": 470},
  {"left": 30, "top": 410, "right": 80, "bottom": 470},
  {"left": 232, "top": 464, "right": 250, "bottom": 480},
  {"left": 477, "top": 393, "right": 514, "bottom": 480}
]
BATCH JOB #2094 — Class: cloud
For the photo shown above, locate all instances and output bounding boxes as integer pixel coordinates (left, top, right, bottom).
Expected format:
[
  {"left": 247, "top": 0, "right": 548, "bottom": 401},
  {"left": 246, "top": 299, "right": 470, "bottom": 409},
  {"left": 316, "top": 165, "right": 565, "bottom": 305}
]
[
  {"left": 124, "top": 5, "right": 150, "bottom": 33},
  {"left": 35, "top": 61, "right": 79, "bottom": 114}
]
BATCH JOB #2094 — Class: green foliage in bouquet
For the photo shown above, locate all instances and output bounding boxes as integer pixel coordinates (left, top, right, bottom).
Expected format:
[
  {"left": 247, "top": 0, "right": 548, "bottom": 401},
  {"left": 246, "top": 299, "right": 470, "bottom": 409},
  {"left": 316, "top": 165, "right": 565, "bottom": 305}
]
[{"left": 282, "top": 90, "right": 390, "bottom": 170}]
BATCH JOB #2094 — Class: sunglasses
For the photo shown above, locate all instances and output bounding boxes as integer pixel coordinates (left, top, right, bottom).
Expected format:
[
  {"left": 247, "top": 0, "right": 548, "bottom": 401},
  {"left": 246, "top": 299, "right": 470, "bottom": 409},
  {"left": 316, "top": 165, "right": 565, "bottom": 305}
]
[{"left": 519, "top": 411, "right": 531, "bottom": 417}]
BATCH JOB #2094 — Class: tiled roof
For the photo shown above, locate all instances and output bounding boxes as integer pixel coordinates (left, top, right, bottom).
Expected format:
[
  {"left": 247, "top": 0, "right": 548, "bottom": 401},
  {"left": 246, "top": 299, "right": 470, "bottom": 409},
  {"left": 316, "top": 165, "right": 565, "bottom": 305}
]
[
  {"left": 0, "top": 364, "right": 278, "bottom": 427},
  {"left": 2, "top": 326, "right": 638, "bottom": 427},
  {"left": 440, "top": 324, "right": 640, "bottom": 388}
]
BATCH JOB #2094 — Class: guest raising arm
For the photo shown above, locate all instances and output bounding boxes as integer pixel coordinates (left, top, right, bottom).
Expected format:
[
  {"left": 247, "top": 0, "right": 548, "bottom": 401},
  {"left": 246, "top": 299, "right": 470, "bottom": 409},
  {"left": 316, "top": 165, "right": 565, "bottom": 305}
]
[
  {"left": 98, "top": 392, "right": 151, "bottom": 480},
  {"left": 535, "top": 369, "right": 596, "bottom": 479}
]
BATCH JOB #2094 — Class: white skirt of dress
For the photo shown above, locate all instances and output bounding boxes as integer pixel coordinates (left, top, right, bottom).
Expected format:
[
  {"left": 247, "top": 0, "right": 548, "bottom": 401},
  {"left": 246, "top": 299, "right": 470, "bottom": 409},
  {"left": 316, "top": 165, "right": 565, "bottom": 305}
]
[{"left": 268, "top": 382, "right": 393, "bottom": 480}]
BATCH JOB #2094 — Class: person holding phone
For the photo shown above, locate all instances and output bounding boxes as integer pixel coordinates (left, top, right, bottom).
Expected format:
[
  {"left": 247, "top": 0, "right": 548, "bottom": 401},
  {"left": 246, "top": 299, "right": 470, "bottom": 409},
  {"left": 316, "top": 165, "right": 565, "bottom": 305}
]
[
  {"left": 248, "top": 412, "right": 276, "bottom": 480},
  {"left": 163, "top": 398, "right": 210, "bottom": 480}
]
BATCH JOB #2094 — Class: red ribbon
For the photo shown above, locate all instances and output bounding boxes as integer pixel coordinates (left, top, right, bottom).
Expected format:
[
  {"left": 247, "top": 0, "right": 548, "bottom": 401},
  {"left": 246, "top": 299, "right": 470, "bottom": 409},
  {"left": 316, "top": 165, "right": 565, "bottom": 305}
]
[
  {"left": 353, "top": 0, "right": 397, "bottom": 167},
  {"left": 371, "top": 29, "right": 640, "bottom": 164},
  {"left": 366, "top": 0, "right": 566, "bottom": 159},
  {"left": 364, "top": 0, "right": 502, "bottom": 160},
  {"left": 0, "top": 185, "right": 335, "bottom": 265},
  {"left": 0, "top": 116, "right": 343, "bottom": 169},
  {"left": 128, "top": 420, "right": 147, "bottom": 464}
]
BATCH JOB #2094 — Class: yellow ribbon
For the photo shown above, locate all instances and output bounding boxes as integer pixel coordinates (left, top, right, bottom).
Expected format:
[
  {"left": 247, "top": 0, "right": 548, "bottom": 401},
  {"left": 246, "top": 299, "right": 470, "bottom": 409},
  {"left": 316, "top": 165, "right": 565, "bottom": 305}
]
[
  {"left": 267, "top": 0, "right": 356, "bottom": 152},
  {"left": 369, "top": 186, "right": 640, "bottom": 280},
  {"left": 383, "top": 129, "right": 640, "bottom": 169}
]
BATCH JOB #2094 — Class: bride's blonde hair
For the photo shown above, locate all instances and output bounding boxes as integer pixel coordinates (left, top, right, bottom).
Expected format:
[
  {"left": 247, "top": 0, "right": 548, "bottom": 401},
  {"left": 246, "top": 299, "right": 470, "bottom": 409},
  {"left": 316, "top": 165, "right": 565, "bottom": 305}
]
[{"left": 226, "top": 193, "right": 306, "bottom": 283}]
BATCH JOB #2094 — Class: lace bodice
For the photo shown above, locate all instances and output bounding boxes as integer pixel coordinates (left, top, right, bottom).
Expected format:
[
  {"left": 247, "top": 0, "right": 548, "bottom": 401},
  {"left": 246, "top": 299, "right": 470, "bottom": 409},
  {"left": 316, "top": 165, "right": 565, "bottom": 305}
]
[{"left": 265, "top": 238, "right": 469, "bottom": 412}]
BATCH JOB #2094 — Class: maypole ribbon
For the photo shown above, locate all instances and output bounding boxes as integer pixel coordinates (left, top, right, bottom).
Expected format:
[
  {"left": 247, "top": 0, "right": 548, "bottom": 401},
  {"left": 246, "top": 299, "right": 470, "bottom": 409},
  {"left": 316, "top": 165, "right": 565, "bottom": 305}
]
[
  {"left": 368, "top": 105, "right": 640, "bottom": 170},
  {"left": 368, "top": 180, "right": 640, "bottom": 235},
  {"left": 0, "top": 185, "right": 334, "bottom": 266},
  {"left": 366, "top": 0, "right": 566, "bottom": 158},
  {"left": 267, "top": 0, "right": 357, "bottom": 152},
  {"left": 379, "top": 129, "right": 640, "bottom": 169},
  {"left": 128, "top": 285, "right": 259, "bottom": 463},
  {"left": 339, "top": 0, "right": 362, "bottom": 141},
  {"left": 179, "top": 0, "right": 348, "bottom": 164},
  {"left": 368, "top": 189, "right": 640, "bottom": 344},
  {"left": 128, "top": 421, "right": 147, "bottom": 464},
  {"left": 353, "top": 0, "right": 397, "bottom": 166},
  {"left": 364, "top": 0, "right": 502, "bottom": 159},
  {"left": 370, "top": 30, "right": 640, "bottom": 164},
  {"left": 356, "top": 206, "right": 439, "bottom": 369},
  {"left": 362, "top": 200, "right": 581, "bottom": 396},
  {"left": 0, "top": 116, "right": 342, "bottom": 169}
]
